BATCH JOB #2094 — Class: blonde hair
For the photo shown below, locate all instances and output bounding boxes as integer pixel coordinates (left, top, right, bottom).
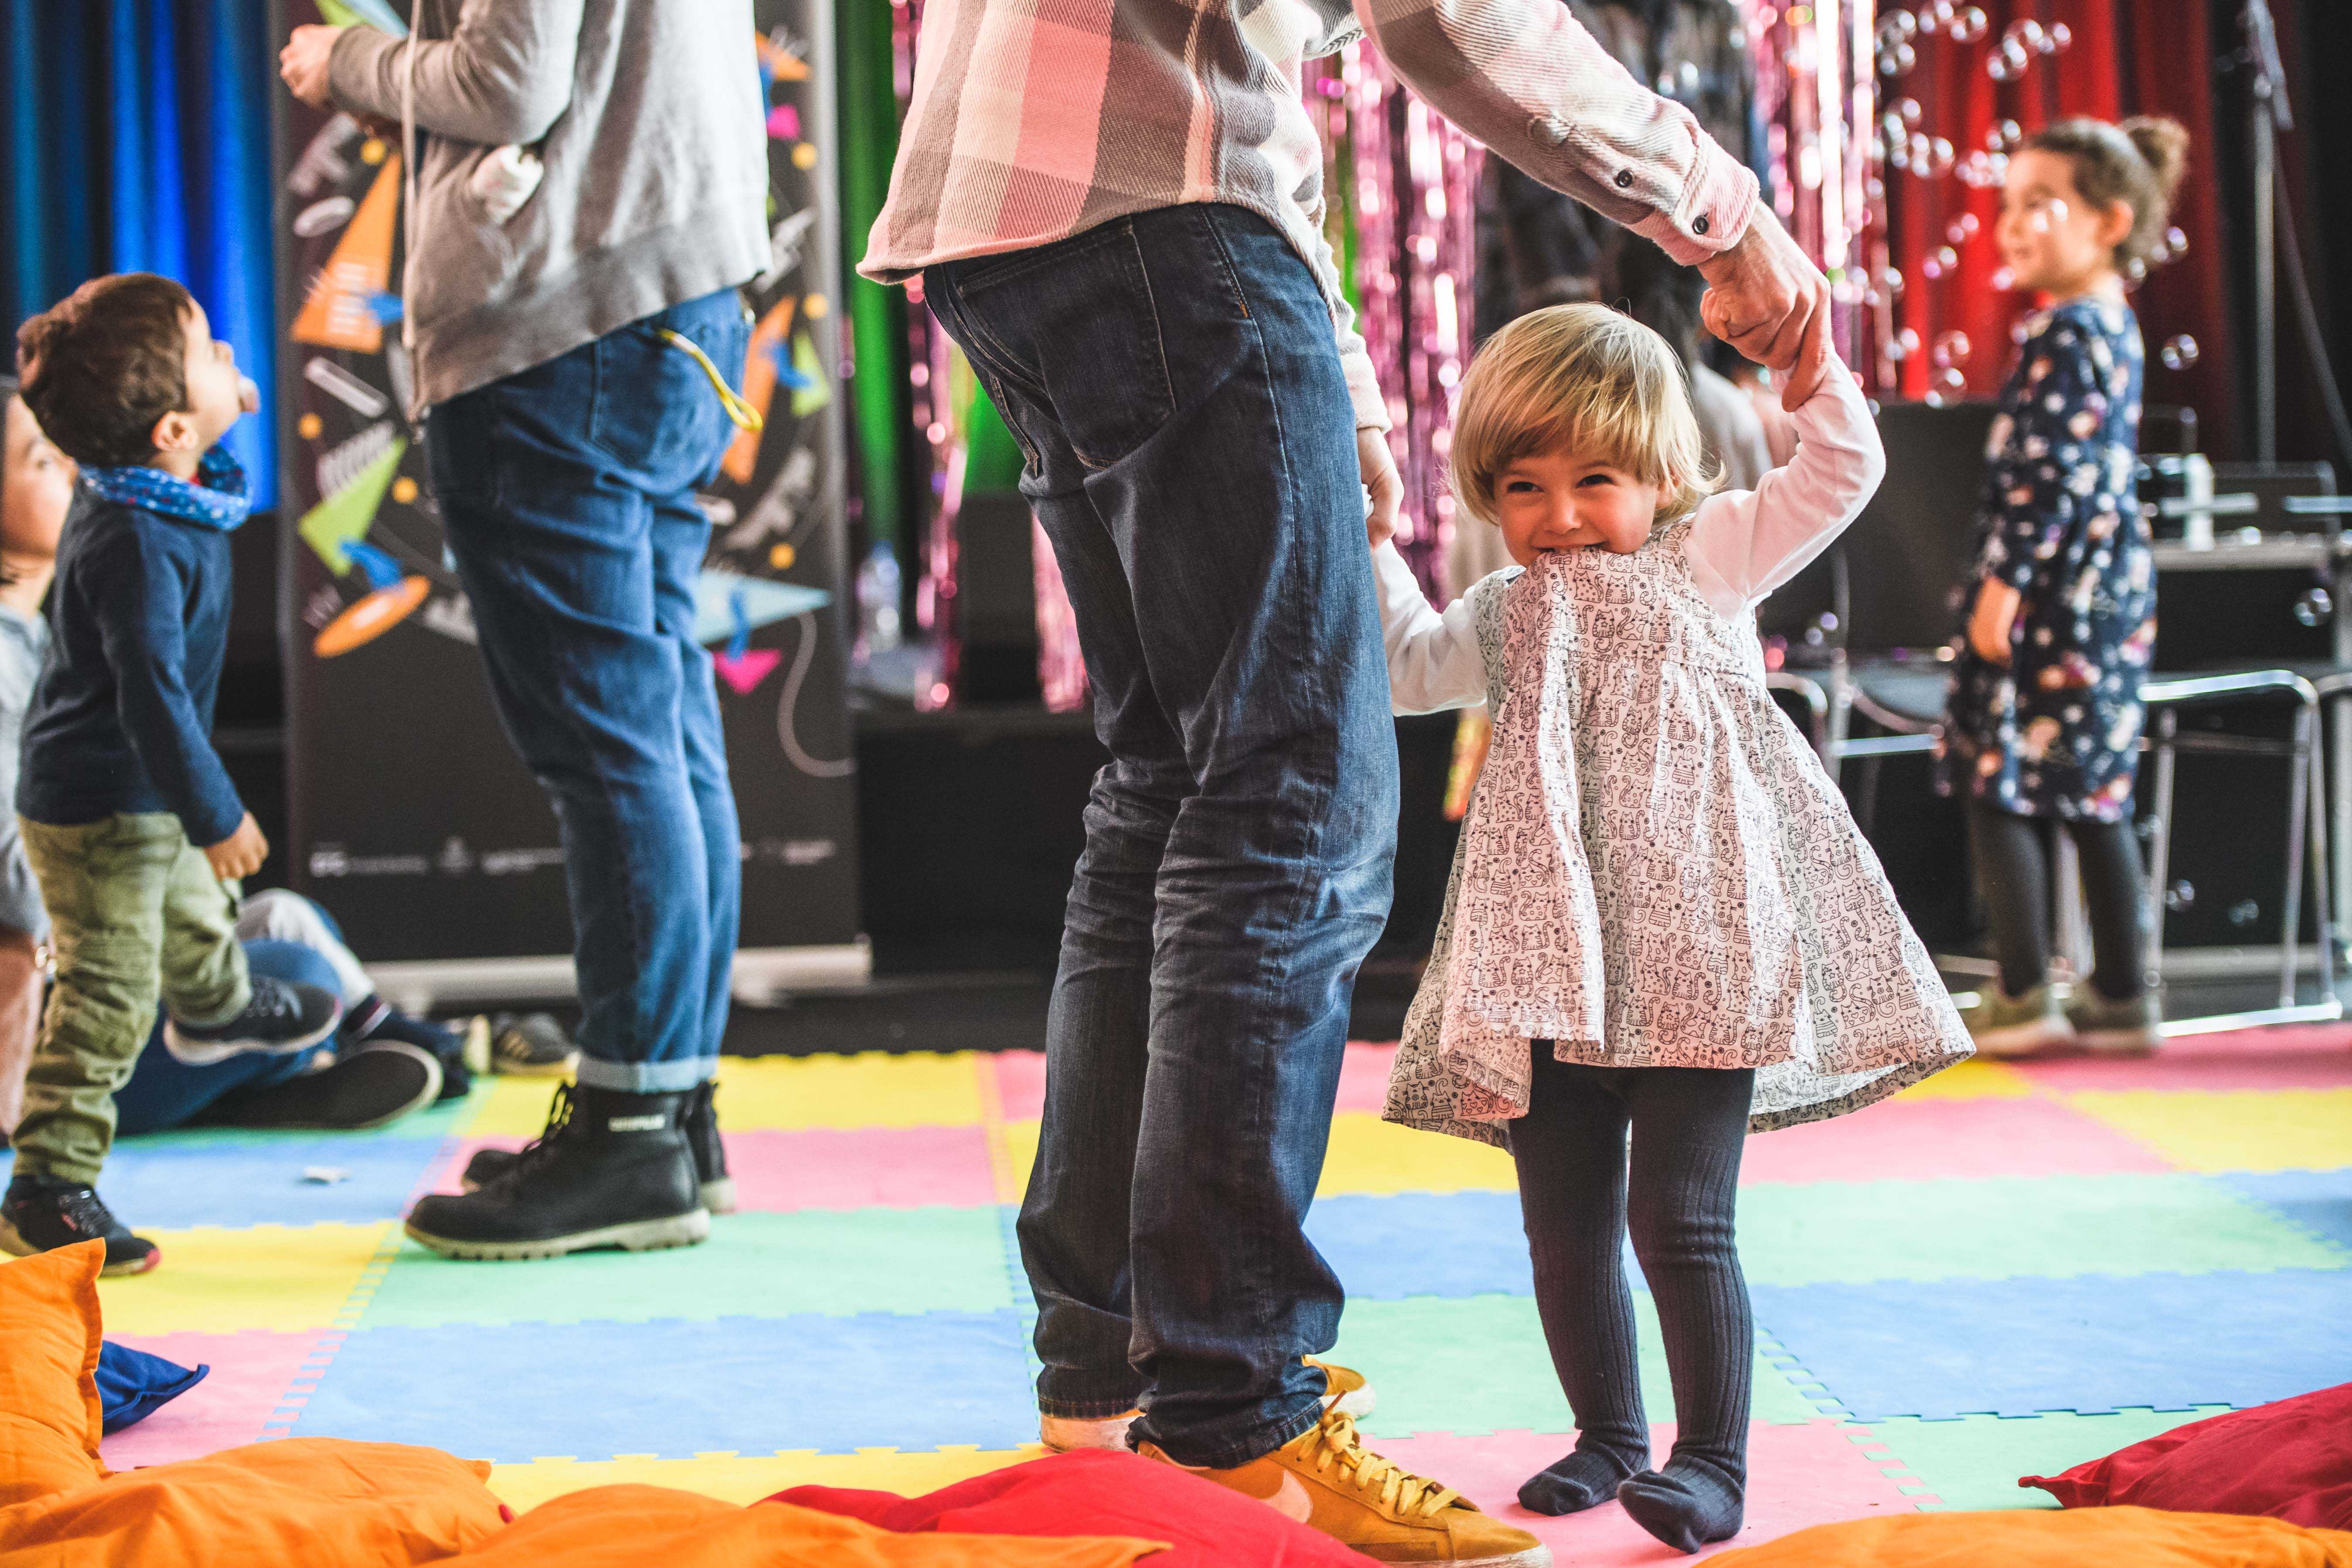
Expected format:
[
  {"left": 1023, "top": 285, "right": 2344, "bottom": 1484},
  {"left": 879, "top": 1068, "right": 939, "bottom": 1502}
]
[{"left": 1449, "top": 303, "right": 1721, "bottom": 531}]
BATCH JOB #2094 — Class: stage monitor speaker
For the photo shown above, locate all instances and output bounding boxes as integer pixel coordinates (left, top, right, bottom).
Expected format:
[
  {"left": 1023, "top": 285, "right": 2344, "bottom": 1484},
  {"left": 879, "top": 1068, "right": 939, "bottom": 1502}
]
[{"left": 956, "top": 491, "right": 1043, "bottom": 702}]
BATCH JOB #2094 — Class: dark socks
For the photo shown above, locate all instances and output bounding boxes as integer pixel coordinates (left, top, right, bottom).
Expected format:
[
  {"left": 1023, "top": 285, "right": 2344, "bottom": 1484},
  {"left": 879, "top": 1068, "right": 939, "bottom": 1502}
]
[
  {"left": 1619, "top": 1454, "right": 1746, "bottom": 1553},
  {"left": 1518, "top": 1441, "right": 1644, "bottom": 1516}
]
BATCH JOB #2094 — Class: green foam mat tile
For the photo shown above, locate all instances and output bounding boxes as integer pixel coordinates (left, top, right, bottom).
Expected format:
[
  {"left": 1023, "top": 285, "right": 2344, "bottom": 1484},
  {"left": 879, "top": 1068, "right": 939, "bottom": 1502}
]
[
  {"left": 1736, "top": 1173, "right": 2349, "bottom": 1286},
  {"left": 359, "top": 1207, "right": 1015, "bottom": 1327},
  {"left": 1328, "top": 1293, "right": 1825, "bottom": 1439},
  {"left": 1848, "top": 1408, "right": 2229, "bottom": 1512}
]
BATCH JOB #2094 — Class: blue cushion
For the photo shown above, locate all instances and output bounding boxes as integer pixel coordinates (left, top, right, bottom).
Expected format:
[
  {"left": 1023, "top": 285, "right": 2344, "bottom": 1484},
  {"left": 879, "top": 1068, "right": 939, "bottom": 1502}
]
[{"left": 95, "top": 1339, "right": 209, "bottom": 1434}]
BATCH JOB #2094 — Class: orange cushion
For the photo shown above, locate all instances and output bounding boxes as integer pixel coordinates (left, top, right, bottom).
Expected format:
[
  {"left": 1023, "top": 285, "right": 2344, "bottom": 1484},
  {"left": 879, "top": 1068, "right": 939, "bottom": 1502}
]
[
  {"left": 1709, "top": 1507, "right": 2352, "bottom": 1567},
  {"left": 0, "top": 1240, "right": 106, "bottom": 1508},
  {"left": 439, "top": 1485, "right": 1166, "bottom": 1567},
  {"left": 0, "top": 1438, "right": 508, "bottom": 1566}
]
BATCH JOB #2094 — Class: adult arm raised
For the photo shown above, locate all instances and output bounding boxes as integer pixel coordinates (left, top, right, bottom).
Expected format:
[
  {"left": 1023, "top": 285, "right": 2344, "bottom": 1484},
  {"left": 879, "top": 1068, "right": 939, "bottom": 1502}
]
[{"left": 307, "top": 0, "right": 587, "bottom": 148}]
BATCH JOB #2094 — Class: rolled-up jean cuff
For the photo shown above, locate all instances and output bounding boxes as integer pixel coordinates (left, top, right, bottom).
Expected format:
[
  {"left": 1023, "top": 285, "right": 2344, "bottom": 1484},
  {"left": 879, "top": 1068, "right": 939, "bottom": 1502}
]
[
  {"left": 574, "top": 1053, "right": 718, "bottom": 1093},
  {"left": 1144, "top": 1397, "right": 1322, "bottom": 1471},
  {"left": 1038, "top": 1393, "right": 1147, "bottom": 1420}
]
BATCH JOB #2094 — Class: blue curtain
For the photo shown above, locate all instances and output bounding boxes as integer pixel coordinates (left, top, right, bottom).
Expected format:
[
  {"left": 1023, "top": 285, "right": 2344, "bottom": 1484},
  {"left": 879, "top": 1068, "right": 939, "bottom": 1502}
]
[{"left": 2, "top": 0, "right": 279, "bottom": 506}]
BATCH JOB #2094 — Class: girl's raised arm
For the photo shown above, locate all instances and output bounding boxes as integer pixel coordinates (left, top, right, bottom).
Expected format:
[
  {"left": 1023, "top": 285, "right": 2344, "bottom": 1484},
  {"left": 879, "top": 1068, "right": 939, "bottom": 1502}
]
[{"left": 1686, "top": 357, "right": 1886, "bottom": 616}]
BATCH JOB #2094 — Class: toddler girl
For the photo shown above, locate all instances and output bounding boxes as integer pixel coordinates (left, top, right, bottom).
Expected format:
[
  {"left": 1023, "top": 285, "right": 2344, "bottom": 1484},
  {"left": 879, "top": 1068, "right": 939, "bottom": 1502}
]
[
  {"left": 1372, "top": 304, "right": 1971, "bottom": 1552},
  {"left": 1939, "top": 117, "right": 2188, "bottom": 1055}
]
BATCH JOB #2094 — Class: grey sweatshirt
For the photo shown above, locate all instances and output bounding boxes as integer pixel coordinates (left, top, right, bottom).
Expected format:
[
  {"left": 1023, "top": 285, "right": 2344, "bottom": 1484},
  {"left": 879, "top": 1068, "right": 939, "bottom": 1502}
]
[{"left": 328, "top": 0, "right": 769, "bottom": 412}]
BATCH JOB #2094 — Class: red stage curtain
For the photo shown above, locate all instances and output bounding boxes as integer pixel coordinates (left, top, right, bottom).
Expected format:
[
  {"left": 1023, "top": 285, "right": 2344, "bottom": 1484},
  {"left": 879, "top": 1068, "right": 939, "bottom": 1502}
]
[{"left": 1881, "top": 0, "right": 2233, "bottom": 450}]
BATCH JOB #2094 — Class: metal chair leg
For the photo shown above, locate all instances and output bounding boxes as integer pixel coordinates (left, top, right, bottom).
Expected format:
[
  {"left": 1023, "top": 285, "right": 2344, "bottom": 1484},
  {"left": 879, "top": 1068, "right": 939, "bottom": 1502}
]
[
  {"left": 2281, "top": 701, "right": 2314, "bottom": 1009},
  {"left": 2144, "top": 710, "right": 2178, "bottom": 996}
]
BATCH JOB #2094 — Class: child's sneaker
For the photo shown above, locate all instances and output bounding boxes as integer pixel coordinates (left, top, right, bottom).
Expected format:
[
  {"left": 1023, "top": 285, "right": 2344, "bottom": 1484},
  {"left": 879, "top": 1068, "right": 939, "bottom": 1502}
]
[
  {"left": 0, "top": 1174, "right": 160, "bottom": 1275},
  {"left": 1958, "top": 982, "right": 2073, "bottom": 1058},
  {"left": 489, "top": 1013, "right": 579, "bottom": 1077},
  {"left": 216, "top": 1042, "right": 444, "bottom": 1131},
  {"left": 344, "top": 997, "right": 472, "bottom": 1100},
  {"left": 1140, "top": 1408, "right": 1549, "bottom": 1565},
  {"left": 2066, "top": 987, "right": 2162, "bottom": 1054},
  {"left": 163, "top": 975, "right": 343, "bottom": 1065}
]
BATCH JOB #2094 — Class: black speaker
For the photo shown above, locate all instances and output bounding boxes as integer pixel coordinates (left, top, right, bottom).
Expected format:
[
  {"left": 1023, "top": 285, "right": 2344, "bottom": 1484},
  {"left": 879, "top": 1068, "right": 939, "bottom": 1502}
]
[{"left": 955, "top": 490, "right": 1043, "bottom": 703}]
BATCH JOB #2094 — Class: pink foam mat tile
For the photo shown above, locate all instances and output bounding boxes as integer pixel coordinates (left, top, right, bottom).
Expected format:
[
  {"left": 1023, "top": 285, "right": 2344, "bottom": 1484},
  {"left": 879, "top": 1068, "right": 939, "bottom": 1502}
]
[
  {"left": 1374, "top": 1421, "right": 1925, "bottom": 1563},
  {"left": 987, "top": 1042, "right": 1400, "bottom": 1120},
  {"left": 1338, "top": 1042, "right": 1401, "bottom": 1113},
  {"left": 723, "top": 1126, "right": 999, "bottom": 1211},
  {"left": 1740, "top": 1095, "right": 2176, "bottom": 1184},
  {"left": 987, "top": 1051, "right": 1048, "bottom": 1123},
  {"left": 98, "top": 1330, "right": 321, "bottom": 1469},
  {"left": 2007, "top": 1025, "right": 2352, "bottom": 1092}
]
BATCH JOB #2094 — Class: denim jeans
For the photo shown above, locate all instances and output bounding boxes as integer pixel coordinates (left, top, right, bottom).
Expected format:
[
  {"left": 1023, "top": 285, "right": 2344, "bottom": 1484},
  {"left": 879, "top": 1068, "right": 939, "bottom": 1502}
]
[
  {"left": 426, "top": 290, "right": 749, "bottom": 1092},
  {"left": 926, "top": 204, "right": 1399, "bottom": 1468}
]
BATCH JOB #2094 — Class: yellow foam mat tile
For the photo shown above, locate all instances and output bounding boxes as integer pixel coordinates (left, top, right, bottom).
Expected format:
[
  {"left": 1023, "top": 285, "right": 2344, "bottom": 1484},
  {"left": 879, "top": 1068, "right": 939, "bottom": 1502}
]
[
  {"left": 488, "top": 1445, "right": 1043, "bottom": 1513},
  {"left": 462, "top": 1052, "right": 987, "bottom": 1139},
  {"left": 1319, "top": 1113, "right": 1516, "bottom": 1195},
  {"left": 1891, "top": 1058, "right": 2039, "bottom": 1101},
  {"left": 2067, "top": 1088, "right": 2352, "bottom": 1173},
  {"left": 999, "top": 1118, "right": 1041, "bottom": 1204},
  {"left": 95, "top": 1221, "right": 393, "bottom": 1335},
  {"left": 998, "top": 1112, "right": 1516, "bottom": 1197}
]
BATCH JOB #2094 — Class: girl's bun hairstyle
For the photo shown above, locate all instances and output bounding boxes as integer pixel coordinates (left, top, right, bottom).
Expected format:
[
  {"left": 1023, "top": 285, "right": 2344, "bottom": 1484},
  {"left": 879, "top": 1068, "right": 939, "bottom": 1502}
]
[{"left": 2024, "top": 115, "right": 2190, "bottom": 272}]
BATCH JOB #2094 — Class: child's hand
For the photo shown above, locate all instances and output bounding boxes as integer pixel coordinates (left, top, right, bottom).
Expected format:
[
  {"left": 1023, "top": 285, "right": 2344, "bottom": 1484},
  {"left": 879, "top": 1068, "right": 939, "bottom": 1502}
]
[
  {"left": 1359, "top": 428, "right": 1401, "bottom": 551},
  {"left": 204, "top": 814, "right": 269, "bottom": 881},
  {"left": 1968, "top": 579, "right": 2021, "bottom": 663}
]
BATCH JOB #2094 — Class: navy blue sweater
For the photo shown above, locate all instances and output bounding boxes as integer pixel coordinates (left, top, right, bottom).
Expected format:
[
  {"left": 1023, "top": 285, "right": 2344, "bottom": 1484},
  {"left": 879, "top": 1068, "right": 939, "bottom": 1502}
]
[{"left": 17, "top": 484, "right": 245, "bottom": 846}]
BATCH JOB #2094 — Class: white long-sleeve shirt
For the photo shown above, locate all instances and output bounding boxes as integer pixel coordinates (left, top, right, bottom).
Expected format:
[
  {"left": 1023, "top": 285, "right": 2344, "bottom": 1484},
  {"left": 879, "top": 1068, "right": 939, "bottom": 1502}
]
[{"left": 1375, "top": 359, "right": 1884, "bottom": 714}]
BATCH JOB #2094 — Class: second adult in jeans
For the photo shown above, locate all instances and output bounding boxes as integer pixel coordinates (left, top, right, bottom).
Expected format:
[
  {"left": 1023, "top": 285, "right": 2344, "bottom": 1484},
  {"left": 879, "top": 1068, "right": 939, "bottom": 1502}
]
[
  {"left": 402, "top": 290, "right": 750, "bottom": 1261},
  {"left": 925, "top": 205, "right": 1399, "bottom": 1467}
]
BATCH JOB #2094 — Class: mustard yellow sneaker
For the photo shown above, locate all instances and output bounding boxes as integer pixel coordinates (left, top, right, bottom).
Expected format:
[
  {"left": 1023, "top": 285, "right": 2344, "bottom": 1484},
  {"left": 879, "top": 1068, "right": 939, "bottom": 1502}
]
[
  {"left": 1041, "top": 1358, "right": 1377, "bottom": 1452},
  {"left": 1142, "top": 1409, "right": 1550, "bottom": 1565}
]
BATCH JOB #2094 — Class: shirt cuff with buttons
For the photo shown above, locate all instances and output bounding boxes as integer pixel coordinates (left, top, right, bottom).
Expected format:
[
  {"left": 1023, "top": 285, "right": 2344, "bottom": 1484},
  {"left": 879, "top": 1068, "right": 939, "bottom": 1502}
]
[{"left": 1632, "top": 124, "right": 1758, "bottom": 267}]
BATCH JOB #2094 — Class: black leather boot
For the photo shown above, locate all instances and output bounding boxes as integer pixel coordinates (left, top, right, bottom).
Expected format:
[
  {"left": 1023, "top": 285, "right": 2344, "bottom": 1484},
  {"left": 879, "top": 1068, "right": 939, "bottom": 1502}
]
[
  {"left": 404, "top": 1083, "right": 707, "bottom": 1260},
  {"left": 460, "top": 1078, "right": 734, "bottom": 1212}
]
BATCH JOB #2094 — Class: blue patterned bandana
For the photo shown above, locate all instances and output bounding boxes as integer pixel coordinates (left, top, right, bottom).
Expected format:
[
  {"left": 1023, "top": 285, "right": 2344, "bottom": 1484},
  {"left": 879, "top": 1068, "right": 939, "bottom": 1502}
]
[{"left": 79, "top": 446, "right": 251, "bottom": 531}]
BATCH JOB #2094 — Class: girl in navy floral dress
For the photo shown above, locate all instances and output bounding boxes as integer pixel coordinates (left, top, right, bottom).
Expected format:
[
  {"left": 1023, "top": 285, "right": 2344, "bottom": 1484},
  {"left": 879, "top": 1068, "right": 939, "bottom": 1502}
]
[{"left": 1940, "top": 116, "right": 2188, "bottom": 1056}]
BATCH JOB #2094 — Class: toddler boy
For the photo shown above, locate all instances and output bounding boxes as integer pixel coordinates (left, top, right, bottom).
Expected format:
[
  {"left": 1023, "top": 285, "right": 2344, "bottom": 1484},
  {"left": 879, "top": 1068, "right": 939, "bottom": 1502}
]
[{"left": 0, "top": 274, "right": 341, "bottom": 1274}]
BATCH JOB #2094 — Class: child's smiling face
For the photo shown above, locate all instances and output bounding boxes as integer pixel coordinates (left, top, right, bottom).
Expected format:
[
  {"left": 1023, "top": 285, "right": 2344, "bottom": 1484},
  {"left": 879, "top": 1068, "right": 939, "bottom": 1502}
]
[
  {"left": 168, "top": 300, "right": 250, "bottom": 454},
  {"left": 1491, "top": 446, "right": 1667, "bottom": 567}
]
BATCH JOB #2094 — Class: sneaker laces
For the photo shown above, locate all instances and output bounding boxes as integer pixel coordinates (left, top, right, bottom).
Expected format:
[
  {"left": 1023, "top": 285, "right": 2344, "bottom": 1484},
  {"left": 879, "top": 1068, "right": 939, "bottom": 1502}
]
[
  {"left": 248, "top": 976, "right": 301, "bottom": 1026},
  {"left": 1284, "top": 1412, "right": 1460, "bottom": 1519},
  {"left": 44, "top": 1183, "right": 125, "bottom": 1241}
]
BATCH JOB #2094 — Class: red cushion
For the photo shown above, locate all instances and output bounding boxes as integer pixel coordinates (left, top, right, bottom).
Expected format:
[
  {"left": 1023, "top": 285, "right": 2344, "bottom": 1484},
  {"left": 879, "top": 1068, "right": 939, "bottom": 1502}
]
[
  {"left": 2022, "top": 1383, "right": 2352, "bottom": 1529},
  {"left": 771, "top": 1449, "right": 1365, "bottom": 1565}
]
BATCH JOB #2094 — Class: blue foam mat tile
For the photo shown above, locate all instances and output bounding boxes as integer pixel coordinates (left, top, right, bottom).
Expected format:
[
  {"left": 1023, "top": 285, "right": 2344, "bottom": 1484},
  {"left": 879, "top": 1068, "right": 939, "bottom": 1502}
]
[
  {"left": 287, "top": 1311, "right": 1039, "bottom": 1462},
  {"left": 1305, "top": 1191, "right": 1648, "bottom": 1299},
  {"left": 1753, "top": 1268, "right": 2352, "bottom": 1422},
  {"left": 2225, "top": 1170, "right": 2352, "bottom": 1252},
  {"left": 93, "top": 1136, "right": 443, "bottom": 1228}
]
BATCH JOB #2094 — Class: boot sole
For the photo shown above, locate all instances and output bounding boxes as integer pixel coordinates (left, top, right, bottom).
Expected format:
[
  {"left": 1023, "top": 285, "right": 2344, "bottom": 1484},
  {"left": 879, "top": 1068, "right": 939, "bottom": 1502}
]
[
  {"left": 404, "top": 1207, "right": 711, "bottom": 1261},
  {"left": 2076, "top": 1028, "right": 2160, "bottom": 1055},
  {"left": 1970, "top": 1019, "right": 2074, "bottom": 1057},
  {"left": 162, "top": 1014, "right": 344, "bottom": 1066}
]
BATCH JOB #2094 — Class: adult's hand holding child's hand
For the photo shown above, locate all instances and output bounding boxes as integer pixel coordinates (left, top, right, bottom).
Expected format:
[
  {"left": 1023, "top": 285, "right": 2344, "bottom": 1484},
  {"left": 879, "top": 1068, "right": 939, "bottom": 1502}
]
[
  {"left": 1359, "top": 427, "right": 1401, "bottom": 551},
  {"left": 1968, "top": 579, "right": 2021, "bottom": 664},
  {"left": 280, "top": 24, "right": 344, "bottom": 109},
  {"left": 205, "top": 813, "right": 269, "bottom": 882},
  {"left": 1698, "top": 207, "right": 1833, "bottom": 411}
]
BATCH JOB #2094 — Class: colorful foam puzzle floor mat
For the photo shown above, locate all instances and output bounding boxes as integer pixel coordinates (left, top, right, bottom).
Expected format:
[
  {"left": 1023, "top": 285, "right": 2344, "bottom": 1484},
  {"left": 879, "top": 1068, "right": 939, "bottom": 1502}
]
[{"left": 91, "top": 1027, "right": 2352, "bottom": 1559}]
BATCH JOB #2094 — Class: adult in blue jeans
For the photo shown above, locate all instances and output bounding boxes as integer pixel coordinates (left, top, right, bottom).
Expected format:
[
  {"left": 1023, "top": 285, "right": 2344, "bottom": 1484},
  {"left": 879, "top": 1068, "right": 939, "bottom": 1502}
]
[
  {"left": 282, "top": 0, "right": 767, "bottom": 1258},
  {"left": 868, "top": 0, "right": 1834, "bottom": 1555}
]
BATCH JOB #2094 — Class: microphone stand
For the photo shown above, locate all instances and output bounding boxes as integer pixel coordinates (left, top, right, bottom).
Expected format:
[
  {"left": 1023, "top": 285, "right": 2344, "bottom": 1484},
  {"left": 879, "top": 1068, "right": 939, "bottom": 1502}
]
[{"left": 2243, "top": 0, "right": 2291, "bottom": 463}]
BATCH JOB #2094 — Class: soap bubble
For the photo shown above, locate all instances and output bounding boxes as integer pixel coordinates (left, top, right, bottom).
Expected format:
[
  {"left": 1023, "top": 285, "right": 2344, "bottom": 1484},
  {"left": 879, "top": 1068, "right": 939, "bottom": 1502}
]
[
  {"left": 1881, "top": 41, "right": 1917, "bottom": 76},
  {"left": 1988, "top": 38, "right": 2029, "bottom": 79},
  {"left": 1909, "top": 132, "right": 1934, "bottom": 171},
  {"left": 1939, "top": 366, "right": 1968, "bottom": 395},
  {"left": 2045, "top": 20, "right": 2071, "bottom": 51},
  {"left": 1924, "top": 0, "right": 1954, "bottom": 26},
  {"left": 2011, "top": 317, "right": 2032, "bottom": 346},
  {"left": 1896, "top": 97, "right": 1923, "bottom": 127},
  {"left": 2005, "top": 18, "right": 2046, "bottom": 51},
  {"left": 2026, "top": 197, "right": 2068, "bottom": 234},
  {"left": 1897, "top": 327, "right": 1922, "bottom": 357},
  {"left": 1880, "top": 265, "right": 1906, "bottom": 297},
  {"left": 1883, "top": 7, "right": 1918, "bottom": 38},
  {"left": 2165, "top": 225, "right": 2188, "bottom": 255},
  {"left": 1951, "top": 6, "right": 1988, "bottom": 41},
  {"left": 1933, "top": 330, "right": 1972, "bottom": 367},
  {"left": 1930, "top": 137, "right": 1957, "bottom": 176},
  {"left": 1995, "top": 119, "right": 2022, "bottom": 151},
  {"left": 1947, "top": 213, "right": 1980, "bottom": 245},
  {"left": 1991, "top": 264, "right": 2017, "bottom": 291},
  {"left": 2159, "top": 335, "right": 2199, "bottom": 371}
]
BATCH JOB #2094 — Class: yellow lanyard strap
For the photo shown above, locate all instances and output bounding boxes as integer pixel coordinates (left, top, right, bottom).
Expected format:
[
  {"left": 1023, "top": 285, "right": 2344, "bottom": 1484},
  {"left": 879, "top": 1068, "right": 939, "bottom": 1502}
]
[{"left": 659, "top": 327, "right": 765, "bottom": 432}]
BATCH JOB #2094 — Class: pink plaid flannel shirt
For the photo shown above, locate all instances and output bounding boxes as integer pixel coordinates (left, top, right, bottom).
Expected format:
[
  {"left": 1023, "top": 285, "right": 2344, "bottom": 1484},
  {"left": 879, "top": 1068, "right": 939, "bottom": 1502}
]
[{"left": 860, "top": 0, "right": 1759, "bottom": 430}]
